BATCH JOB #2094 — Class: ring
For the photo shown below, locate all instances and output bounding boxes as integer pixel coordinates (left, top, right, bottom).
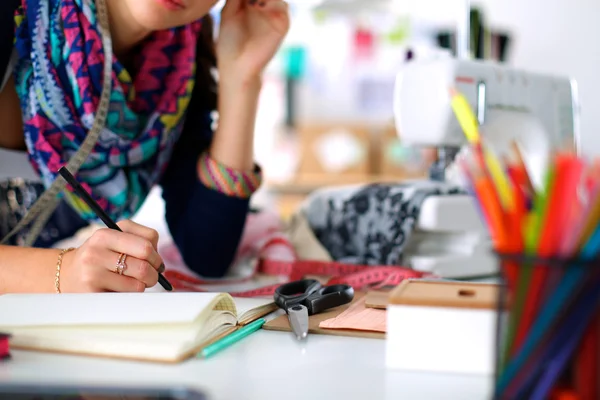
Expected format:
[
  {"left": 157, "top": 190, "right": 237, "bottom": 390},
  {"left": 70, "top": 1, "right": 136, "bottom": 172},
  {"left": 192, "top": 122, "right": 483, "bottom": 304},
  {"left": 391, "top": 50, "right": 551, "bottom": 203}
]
[{"left": 115, "top": 253, "right": 127, "bottom": 275}]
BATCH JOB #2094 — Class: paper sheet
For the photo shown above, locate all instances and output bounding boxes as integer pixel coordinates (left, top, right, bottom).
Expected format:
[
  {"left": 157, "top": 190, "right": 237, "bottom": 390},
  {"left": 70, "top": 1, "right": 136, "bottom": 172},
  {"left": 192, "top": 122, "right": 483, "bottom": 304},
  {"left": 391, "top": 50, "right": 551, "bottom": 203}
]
[{"left": 319, "top": 297, "right": 386, "bottom": 333}]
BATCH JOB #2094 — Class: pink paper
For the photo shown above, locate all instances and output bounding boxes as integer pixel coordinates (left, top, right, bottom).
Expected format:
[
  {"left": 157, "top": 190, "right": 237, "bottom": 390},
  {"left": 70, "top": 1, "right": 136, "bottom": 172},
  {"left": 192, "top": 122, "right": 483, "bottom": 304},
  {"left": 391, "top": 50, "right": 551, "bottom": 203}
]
[{"left": 319, "top": 297, "right": 386, "bottom": 333}]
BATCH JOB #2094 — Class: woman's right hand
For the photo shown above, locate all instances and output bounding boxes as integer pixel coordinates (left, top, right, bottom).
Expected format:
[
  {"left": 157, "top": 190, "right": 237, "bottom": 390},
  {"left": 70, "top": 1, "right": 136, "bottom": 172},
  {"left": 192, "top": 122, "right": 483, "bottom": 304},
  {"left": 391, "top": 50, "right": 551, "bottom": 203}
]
[{"left": 59, "top": 220, "right": 164, "bottom": 293}]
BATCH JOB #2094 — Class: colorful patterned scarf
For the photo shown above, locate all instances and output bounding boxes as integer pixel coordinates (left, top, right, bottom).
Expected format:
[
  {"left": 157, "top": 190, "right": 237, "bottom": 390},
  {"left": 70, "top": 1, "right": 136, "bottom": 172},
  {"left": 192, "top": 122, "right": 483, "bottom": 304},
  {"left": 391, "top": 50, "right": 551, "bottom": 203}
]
[{"left": 13, "top": 0, "right": 202, "bottom": 222}]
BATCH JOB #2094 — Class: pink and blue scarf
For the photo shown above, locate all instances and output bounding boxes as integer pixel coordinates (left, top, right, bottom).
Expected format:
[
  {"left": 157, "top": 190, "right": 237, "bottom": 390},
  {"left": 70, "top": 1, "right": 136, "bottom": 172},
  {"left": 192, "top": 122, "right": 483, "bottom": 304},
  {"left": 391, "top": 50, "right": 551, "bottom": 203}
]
[{"left": 13, "top": 0, "right": 202, "bottom": 221}]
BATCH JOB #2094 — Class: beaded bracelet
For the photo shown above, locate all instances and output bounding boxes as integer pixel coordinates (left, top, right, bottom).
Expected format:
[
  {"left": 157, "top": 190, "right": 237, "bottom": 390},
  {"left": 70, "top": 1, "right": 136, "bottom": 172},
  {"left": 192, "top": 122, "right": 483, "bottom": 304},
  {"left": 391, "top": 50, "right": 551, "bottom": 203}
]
[
  {"left": 198, "top": 153, "right": 263, "bottom": 199},
  {"left": 55, "top": 248, "right": 75, "bottom": 294}
]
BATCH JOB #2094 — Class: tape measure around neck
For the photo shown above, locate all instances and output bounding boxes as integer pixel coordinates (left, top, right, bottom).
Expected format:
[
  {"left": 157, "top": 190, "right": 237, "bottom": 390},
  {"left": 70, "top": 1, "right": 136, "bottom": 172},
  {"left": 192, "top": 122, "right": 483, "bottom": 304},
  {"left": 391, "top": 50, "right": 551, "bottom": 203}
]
[{"left": 1, "top": 0, "right": 113, "bottom": 246}]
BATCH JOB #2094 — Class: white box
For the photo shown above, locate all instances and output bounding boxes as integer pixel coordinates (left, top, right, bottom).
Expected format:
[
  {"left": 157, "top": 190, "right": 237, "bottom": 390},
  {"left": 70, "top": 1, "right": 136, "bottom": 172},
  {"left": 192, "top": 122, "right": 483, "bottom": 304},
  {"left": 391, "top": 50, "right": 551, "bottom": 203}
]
[{"left": 386, "top": 280, "right": 502, "bottom": 376}]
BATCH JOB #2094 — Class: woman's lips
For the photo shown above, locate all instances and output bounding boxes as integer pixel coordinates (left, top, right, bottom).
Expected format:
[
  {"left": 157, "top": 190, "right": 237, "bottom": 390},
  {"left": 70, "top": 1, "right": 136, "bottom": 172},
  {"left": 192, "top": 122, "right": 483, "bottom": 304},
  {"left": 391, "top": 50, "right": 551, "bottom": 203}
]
[{"left": 156, "top": 0, "right": 185, "bottom": 11}]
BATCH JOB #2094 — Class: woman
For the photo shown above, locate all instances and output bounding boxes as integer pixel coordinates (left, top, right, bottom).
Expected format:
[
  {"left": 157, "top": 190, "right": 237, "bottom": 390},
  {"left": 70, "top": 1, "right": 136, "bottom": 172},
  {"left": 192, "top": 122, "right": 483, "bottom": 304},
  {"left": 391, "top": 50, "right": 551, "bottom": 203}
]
[{"left": 0, "top": 0, "right": 289, "bottom": 293}]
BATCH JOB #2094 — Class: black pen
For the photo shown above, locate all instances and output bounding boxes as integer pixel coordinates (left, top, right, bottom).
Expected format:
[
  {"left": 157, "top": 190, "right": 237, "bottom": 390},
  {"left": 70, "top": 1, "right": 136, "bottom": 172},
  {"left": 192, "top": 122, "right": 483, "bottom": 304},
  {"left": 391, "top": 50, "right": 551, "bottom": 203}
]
[{"left": 58, "top": 167, "right": 173, "bottom": 291}]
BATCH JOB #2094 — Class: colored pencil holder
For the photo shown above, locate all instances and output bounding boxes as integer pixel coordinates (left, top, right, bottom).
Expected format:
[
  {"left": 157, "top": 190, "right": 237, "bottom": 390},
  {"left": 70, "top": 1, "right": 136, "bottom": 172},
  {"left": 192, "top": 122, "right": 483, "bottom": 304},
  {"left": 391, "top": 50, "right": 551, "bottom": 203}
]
[{"left": 491, "top": 253, "right": 600, "bottom": 400}]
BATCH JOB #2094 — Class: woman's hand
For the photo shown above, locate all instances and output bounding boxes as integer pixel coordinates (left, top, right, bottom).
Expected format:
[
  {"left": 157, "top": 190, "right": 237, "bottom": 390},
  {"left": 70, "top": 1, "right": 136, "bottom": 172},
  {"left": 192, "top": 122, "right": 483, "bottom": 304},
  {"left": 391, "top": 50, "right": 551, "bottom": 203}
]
[
  {"left": 59, "top": 221, "right": 164, "bottom": 293},
  {"left": 217, "top": 0, "right": 290, "bottom": 83}
]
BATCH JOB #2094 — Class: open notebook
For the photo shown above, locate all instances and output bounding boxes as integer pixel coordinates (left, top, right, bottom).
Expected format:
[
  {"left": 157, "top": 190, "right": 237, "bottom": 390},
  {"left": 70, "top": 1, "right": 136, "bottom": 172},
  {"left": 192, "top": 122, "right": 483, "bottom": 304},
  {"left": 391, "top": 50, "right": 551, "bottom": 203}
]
[{"left": 0, "top": 293, "right": 276, "bottom": 363}]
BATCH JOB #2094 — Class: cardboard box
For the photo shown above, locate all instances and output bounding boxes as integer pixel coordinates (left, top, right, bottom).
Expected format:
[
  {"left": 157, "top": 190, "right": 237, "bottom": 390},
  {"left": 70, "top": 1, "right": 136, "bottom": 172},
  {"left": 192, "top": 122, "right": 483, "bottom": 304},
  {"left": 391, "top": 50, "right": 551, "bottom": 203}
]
[{"left": 295, "top": 123, "right": 373, "bottom": 180}]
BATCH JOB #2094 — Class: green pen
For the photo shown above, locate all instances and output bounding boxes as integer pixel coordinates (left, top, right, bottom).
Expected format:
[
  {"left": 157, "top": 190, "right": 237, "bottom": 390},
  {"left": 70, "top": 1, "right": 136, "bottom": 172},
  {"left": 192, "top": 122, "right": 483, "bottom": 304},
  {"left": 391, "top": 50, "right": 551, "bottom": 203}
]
[{"left": 198, "top": 318, "right": 266, "bottom": 359}]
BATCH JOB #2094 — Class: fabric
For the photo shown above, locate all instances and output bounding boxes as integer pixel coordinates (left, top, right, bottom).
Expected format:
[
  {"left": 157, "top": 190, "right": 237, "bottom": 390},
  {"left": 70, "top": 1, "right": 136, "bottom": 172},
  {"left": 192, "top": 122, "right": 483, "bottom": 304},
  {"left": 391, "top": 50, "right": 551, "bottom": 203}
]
[
  {"left": 197, "top": 153, "right": 263, "bottom": 199},
  {"left": 13, "top": 0, "right": 202, "bottom": 222},
  {"left": 302, "top": 181, "right": 465, "bottom": 266},
  {"left": 284, "top": 210, "right": 332, "bottom": 262}
]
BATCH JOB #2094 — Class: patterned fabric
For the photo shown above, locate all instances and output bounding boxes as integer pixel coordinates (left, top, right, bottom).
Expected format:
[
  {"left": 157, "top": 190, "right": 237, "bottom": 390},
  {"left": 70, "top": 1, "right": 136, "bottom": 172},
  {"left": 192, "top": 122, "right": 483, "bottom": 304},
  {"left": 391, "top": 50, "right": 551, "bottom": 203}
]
[
  {"left": 12, "top": 0, "right": 202, "bottom": 222},
  {"left": 302, "top": 181, "right": 466, "bottom": 266},
  {"left": 197, "top": 153, "right": 263, "bottom": 199},
  {"left": 0, "top": 179, "right": 88, "bottom": 247}
]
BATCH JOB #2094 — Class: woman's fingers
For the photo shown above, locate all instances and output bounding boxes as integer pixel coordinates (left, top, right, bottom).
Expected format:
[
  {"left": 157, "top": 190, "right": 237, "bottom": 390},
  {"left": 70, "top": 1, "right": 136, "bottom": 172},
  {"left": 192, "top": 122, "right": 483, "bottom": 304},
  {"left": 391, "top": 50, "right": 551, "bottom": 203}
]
[
  {"left": 116, "top": 221, "right": 165, "bottom": 274},
  {"left": 102, "top": 270, "right": 147, "bottom": 293},
  {"left": 222, "top": 0, "right": 244, "bottom": 17},
  {"left": 89, "top": 228, "right": 163, "bottom": 271},
  {"left": 117, "top": 220, "right": 160, "bottom": 250},
  {"left": 105, "top": 251, "right": 159, "bottom": 288}
]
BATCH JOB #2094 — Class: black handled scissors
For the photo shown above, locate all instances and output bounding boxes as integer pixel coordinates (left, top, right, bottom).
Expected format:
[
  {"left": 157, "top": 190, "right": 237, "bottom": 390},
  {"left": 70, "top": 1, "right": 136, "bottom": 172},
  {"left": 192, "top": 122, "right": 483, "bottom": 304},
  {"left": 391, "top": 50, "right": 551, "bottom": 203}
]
[{"left": 274, "top": 279, "right": 354, "bottom": 340}]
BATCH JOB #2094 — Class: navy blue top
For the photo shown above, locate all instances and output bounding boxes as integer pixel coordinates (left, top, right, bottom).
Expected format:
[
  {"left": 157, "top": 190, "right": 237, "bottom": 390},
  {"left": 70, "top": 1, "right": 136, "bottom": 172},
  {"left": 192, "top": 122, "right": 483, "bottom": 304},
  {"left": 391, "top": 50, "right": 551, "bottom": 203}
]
[{"left": 0, "top": 1, "right": 249, "bottom": 278}]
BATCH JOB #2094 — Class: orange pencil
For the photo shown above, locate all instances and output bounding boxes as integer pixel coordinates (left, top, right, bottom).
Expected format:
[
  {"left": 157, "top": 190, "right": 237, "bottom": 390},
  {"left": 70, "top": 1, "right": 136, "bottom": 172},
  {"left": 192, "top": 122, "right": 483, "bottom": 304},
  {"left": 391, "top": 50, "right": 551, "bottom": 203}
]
[{"left": 472, "top": 163, "right": 509, "bottom": 250}]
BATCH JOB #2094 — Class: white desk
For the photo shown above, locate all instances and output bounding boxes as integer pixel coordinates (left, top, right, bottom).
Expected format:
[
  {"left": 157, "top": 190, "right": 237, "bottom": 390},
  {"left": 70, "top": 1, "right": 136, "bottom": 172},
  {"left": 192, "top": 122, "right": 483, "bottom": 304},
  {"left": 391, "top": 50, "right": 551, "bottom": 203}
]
[{"left": 0, "top": 327, "right": 493, "bottom": 400}]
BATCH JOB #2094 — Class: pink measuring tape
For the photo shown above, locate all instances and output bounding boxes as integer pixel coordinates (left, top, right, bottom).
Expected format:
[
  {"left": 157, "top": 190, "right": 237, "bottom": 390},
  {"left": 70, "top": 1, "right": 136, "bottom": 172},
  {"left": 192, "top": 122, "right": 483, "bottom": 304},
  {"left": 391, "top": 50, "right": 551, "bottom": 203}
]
[{"left": 163, "top": 236, "right": 435, "bottom": 297}]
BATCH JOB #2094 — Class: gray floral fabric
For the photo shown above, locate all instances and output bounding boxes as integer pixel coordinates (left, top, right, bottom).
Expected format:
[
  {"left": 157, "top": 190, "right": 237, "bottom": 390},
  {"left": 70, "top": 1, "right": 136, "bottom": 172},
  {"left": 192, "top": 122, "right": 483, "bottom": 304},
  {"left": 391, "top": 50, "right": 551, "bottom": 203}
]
[{"left": 302, "top": 181, "right": 465, "bottom": 266}]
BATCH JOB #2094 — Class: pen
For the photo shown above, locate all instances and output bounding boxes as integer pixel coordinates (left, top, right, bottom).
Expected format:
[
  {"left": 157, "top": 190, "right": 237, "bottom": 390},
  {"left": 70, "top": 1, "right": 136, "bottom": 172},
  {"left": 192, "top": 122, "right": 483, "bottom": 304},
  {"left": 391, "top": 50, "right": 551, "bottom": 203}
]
[
  {"left": 198, "top": 318, "right": 266, "bottom": 359},
  {"left": 58, "top": 167, "right": 173, "bottom": 291}
]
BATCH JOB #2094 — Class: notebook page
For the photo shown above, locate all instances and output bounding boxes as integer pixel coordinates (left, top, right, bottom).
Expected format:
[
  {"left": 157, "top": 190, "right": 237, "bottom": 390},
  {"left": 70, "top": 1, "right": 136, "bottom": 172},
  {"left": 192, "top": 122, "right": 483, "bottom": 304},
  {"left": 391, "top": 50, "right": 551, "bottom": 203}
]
[
  {"left": 0, "top": 292, "right": 230, "bottom": 327},
  {"left": 233, "top": 297, "right": 276, "bottom": 324},
  {"left": 319, "top": 297, "right": 386, "bottom": 333},
  {"left": 7, "top": 309, "right": 238, "bottom": 362}
]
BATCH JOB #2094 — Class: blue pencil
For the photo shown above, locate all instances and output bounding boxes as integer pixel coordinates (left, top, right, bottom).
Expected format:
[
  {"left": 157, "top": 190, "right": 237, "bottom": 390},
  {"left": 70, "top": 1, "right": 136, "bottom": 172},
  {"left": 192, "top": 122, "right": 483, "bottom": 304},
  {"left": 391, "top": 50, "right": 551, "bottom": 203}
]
[
  {"left": 496, "top": 225, "right": 600, "bottom": 391},
  {"left": 504, "top": 283, "right": 600, "bottom": 398}
]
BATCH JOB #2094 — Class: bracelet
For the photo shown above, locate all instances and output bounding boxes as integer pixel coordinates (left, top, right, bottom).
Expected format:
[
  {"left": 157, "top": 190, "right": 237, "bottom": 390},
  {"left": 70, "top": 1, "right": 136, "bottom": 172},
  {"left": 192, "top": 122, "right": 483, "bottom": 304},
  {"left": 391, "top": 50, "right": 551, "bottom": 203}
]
[
  {"left": 55, "top": 248, "right": 75, "bottom": 294},
  {"left": 198, "top": 153, "right": 263, "bottom": 199}
]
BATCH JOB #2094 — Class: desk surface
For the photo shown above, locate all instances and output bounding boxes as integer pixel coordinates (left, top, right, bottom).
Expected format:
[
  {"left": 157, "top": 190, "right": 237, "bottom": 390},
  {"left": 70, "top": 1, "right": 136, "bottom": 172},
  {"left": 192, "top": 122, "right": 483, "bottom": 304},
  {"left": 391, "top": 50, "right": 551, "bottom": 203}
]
[{"left": 0, "top": 327, "right": 493, "bottom": 400}]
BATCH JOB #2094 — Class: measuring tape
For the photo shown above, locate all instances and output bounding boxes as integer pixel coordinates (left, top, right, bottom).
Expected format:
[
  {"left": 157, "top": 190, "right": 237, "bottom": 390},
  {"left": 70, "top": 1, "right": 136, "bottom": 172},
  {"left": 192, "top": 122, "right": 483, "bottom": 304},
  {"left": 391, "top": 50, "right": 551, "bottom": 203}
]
[
  {"left": 163, "top": 237, "right": 437, "bottom": 297},
  {"left": 1, "top": 0, "right": 113, "bottom": 246},
  {"left": 165, "top": 260, "right": 434, "bottom": 297}
]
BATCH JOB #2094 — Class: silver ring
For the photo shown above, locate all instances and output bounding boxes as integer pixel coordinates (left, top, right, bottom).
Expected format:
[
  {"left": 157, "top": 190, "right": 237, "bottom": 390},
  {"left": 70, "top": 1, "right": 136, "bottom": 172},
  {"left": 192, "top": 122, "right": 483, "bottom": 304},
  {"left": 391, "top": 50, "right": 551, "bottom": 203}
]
[{"left": 115, "top": 253, "right": 127, "bottom": 275}]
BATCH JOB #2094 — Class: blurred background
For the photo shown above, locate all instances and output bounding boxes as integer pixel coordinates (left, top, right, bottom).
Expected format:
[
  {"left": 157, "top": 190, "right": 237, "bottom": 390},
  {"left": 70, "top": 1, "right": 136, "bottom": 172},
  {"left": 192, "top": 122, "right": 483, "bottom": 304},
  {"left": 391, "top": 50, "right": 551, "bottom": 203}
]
[{"left": 138, "top": 0, "right": 600, "bottom": 230}]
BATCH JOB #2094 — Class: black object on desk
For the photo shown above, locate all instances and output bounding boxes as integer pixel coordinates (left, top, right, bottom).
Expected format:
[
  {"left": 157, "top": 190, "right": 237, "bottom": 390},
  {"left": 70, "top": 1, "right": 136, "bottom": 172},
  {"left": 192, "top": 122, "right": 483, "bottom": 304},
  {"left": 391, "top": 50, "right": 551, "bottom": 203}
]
[
  {"left": 274, "top": 279, "right": 354, "bottom": 340},
  {"left": 58, "top": 167, "right": 173, "bottom": 291},
  {"left": 0, "top": 384, "right": 207, "bottom": 399}
]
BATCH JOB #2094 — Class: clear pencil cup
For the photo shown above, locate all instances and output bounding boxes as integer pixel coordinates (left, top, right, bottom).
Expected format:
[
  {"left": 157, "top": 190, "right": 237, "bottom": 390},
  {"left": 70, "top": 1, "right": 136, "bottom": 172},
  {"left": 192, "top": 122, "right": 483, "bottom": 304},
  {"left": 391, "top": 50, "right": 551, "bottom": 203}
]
[{"left": 492, "top": 252, "right": 600, "bottom": 400}]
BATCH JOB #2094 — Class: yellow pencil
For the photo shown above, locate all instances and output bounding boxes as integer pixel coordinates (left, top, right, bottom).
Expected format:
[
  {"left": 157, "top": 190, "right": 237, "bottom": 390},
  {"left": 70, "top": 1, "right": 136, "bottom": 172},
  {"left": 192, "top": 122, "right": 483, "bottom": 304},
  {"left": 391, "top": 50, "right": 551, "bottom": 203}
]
[
  {"left": 449, "top": 87, "right": 480, "bottom": 143},
  {"left": 449, "top": 87, "right": 513, "bottom": 210}
]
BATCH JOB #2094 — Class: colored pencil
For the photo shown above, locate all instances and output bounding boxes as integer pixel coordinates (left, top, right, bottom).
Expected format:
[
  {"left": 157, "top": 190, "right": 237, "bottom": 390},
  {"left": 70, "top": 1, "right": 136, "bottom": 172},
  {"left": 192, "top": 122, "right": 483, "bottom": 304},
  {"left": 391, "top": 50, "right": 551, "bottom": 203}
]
[{"left": 449, "top": 86, "right": 600, "bottom": 399}]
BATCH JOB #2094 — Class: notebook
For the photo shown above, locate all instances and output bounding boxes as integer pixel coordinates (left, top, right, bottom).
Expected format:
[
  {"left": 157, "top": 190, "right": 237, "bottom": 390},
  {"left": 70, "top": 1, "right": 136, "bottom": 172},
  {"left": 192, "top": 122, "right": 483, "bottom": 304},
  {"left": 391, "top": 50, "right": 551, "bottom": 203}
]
[{"left": 0, "top": 293, "right": 277, "bottom": 363}]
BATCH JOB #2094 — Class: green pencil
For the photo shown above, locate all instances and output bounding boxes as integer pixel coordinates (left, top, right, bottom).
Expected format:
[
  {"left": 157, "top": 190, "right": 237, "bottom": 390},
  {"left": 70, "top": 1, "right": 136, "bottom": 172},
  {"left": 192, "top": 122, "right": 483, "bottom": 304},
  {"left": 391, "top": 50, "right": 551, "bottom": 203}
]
[{"left": 198, "top": 318, "right": 266, "bottom": 359}]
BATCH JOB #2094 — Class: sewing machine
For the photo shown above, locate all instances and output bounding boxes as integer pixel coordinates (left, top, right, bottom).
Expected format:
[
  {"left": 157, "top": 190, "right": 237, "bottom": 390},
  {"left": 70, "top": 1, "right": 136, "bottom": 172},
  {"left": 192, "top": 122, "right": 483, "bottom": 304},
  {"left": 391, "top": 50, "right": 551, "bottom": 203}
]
[{"left": 394, "top": 57, "right": 580, "bottom": 279}]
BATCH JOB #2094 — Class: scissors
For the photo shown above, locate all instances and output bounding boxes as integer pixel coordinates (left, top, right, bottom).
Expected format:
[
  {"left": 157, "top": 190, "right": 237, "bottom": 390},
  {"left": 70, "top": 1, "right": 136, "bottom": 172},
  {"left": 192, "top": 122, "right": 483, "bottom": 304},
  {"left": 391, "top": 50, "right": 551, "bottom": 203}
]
[{"left": 274, "top": 279, "right": 354, "bottom": 340}]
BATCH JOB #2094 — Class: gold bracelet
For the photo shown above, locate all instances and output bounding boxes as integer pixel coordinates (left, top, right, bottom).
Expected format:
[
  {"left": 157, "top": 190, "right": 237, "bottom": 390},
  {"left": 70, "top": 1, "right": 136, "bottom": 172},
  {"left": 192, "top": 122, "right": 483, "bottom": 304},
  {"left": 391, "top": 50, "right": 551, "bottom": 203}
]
[{"left": 55, "top": 248, "right": 75, "bottom": 294}]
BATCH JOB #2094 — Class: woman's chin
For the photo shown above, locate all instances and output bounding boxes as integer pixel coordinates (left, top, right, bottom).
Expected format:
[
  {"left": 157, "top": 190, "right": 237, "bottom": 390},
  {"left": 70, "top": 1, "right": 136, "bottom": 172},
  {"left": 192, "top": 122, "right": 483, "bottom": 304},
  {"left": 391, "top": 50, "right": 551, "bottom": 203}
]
[{"left": 130, "top": 0, "right": 211, "bottom": 31}]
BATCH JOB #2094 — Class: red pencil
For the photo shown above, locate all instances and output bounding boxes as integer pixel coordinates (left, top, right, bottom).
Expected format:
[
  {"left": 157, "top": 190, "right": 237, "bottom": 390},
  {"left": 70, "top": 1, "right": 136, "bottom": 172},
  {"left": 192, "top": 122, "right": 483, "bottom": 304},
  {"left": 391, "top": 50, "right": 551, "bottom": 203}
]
[
  {"left": 504, "top": 165, "right": 527, "bottom": 290},
  {"left": 574, "top": 314, "right": 599, "bottom": 400},
  {"left": 515, "top": 153, "right": 583, "bottom": 350}
]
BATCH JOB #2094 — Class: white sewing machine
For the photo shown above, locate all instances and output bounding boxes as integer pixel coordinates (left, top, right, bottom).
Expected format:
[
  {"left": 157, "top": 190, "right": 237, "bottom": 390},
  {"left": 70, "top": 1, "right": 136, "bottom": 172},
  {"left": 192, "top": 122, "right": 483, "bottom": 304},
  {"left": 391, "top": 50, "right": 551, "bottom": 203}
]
[{"left": 394, "top": 57, "right": 581, "bottom": 279}]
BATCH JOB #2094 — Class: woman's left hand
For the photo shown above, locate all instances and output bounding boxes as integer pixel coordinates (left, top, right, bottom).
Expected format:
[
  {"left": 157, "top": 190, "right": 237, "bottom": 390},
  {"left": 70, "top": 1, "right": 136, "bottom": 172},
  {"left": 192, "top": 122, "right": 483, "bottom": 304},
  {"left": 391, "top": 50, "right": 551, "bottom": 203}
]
[{"left": 217, "top": 0, "right": 290, "bottom": 83}]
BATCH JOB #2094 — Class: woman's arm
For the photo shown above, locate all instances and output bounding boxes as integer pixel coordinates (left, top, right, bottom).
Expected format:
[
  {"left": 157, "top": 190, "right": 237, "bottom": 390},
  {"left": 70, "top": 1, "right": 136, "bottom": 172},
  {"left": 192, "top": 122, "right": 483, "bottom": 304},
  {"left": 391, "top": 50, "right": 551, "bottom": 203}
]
[
  {"left": 209, "top": 77, "right": 261, "bottom": 171},
  {"left": 0, "top": 221, "right": 165, "bottom": 294},
  {"left": 0, "top": 246, "right": 63, "bottom": 293},
  {"left": 160, "top": 2, "right": 289, "bottom": 278},
  {"left": 160, "top": 115, "right": 252, "bottom": 278}
]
